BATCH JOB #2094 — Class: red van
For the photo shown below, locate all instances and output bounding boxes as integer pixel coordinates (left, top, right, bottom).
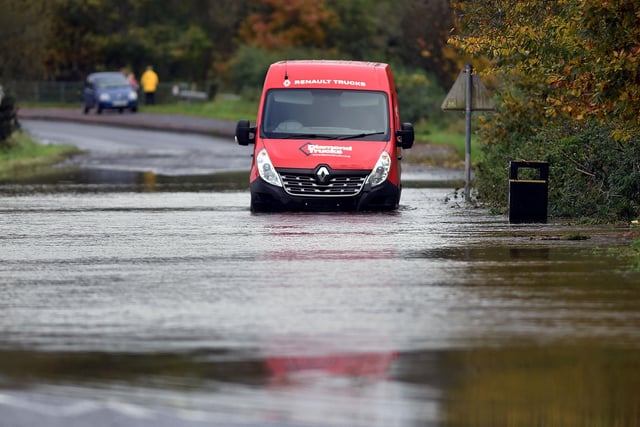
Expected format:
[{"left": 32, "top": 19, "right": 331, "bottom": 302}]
[{"left": 236, "top": 60, "right": 414, "bottom": 212}]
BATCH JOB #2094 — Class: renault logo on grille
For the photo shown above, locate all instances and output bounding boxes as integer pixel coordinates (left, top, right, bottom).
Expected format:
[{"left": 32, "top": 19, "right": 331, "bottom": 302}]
[{"left": 315, "top": 166, "right": 330, "bottom": 183}]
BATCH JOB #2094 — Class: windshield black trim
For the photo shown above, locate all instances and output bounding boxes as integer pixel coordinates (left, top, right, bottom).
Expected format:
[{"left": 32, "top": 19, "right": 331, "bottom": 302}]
[{"left": 260, "top": 88, "right": 390, "bottom": 142}]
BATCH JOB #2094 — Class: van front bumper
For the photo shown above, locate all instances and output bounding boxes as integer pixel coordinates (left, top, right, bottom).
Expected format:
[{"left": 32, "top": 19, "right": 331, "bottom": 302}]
[{"left": 250, "top": 178, "right": 401, "bottom": 212}]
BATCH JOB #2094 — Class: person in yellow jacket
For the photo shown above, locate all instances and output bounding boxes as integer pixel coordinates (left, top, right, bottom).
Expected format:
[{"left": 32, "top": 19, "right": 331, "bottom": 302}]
[{"left": 140, "top": 65, "right": 159, "bottom": 105}]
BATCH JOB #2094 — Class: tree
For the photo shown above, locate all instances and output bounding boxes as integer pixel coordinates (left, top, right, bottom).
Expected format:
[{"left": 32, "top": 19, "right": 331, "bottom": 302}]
[
  {"left": 238, "top": 0, "right": 338, "bottom": 50},
  {"left": 0, "top": 0, "right": 52, "bottom": 81},
  {"left": 47, "top": 0, "right": 141, "bottom": 80},
  {"left": 450, "top": 0, "right": 640, "bottom": 141},
  {"left": 196, "top": 0, "right": 252, "bottom": 80},
  {"left": 324, "top": 0, "right": 381, "bottom": 60},
  {"left": 450, "top": 0, "right": 640, "bottom": 220},
  {"left": 397, "top": 0, "right": 461, "bottom": 87},
  {"left": 45, "top": 0, "right": 229, "bottom": 83}
]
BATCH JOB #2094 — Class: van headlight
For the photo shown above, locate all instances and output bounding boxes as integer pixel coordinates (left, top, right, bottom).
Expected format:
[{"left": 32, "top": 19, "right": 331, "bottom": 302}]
[
  {"left": 256, "top": 148, "right": 282, "bottom": 187},
  {"left": 99, "top": 93, "right": 110, "bottom": 102},
  {"left": 367, "top": 151, "right": 391, "bottom": 187},
  {"left": 129, "top": 91, "right": 138, "bottom": 101}
]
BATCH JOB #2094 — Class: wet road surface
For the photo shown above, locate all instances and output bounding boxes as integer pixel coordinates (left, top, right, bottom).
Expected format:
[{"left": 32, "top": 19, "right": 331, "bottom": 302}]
[
  {"left": 1, "top": 186, "right": 639, "bottom": 427},
  {"left": 20, "top": 119, "right": 250, "bottom": 176}
]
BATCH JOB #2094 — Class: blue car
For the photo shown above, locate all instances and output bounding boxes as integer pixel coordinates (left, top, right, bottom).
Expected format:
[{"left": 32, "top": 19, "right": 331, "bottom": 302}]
[{"left": 83, "top": 72, "right": 138, "bottom": 114}]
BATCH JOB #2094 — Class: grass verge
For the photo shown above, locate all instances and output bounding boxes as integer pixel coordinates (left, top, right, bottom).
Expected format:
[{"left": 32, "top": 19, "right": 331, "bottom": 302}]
[
  {"left": 0, "top": 132, "right": 81, "bottom": 182},
  {"left": 135, "top": 96, "right": 259, "bottom": 122},
  {"left": 414, "top": 118, "right": 480, "bottom": 163}
]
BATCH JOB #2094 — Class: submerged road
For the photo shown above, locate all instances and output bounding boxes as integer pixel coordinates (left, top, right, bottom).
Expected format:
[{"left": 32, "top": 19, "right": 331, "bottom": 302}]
[
  {"left": 0, "top": 111, "right": 638, "bottom": 426},
  {"left": 1, "top": 188, "right": 639, "bottom": 426}
]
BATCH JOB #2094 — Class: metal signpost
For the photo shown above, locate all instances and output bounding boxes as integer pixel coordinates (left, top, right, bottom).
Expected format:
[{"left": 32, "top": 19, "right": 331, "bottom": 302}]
[{"left": 441, "top": 64, "right": 495, "bottom": 202}]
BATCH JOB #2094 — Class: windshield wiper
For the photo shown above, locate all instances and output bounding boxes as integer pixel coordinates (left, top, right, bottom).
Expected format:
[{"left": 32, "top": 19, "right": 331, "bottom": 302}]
[
  {"left": 279, "top": 133, "right": 340, "bottom": 140},
  {"left": 338, "top": 131, "right": 385, "bottom": 140}
]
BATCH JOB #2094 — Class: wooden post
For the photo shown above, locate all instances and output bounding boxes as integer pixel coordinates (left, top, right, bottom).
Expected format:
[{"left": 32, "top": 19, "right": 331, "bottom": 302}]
[{"left": 464, "top": 63, "right": 473, "bottom": 203}]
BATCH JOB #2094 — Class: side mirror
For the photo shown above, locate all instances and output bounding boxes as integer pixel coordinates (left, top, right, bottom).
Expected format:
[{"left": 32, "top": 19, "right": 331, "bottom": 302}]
[
  {"left": 235, "top": 119, "right": 256, "bottom": 146},
  {"left": 395, "top": 122, "right": 414, "bottom": 149}
]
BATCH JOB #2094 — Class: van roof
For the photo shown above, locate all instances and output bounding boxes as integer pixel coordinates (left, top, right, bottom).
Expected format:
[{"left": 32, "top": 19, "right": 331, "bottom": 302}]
[
  {"left": 264, "top": 60, "right": 393, "bottom": 91},
  {"left": 273, "top": 60, "right": 387, "bottom": 69}
]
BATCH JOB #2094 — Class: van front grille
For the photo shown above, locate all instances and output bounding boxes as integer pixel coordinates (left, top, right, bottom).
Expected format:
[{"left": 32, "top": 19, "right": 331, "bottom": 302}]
[{"left": 280, "top": 171, "right": 368, "bottom": 197}]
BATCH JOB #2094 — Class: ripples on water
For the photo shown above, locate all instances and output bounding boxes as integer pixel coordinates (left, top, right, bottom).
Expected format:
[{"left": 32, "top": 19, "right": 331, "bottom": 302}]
[{"left": 1, "top": 187, "right": 639, "bottom": 426}]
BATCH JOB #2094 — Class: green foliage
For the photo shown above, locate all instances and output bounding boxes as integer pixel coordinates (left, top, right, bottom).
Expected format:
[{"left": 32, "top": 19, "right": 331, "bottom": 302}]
[
  {"left": 0, "top": 131, "right": 80, "bottom": 181},
  {"left": 452, "top": 0, "right": 640, "bottom": 222},
  {"left": 393, "top": 67, "right": 447, "bottom": 125},
  {"left": 326, "top": 0, "right": 460, "bottom": 87},
  {"left": 477, "top": 113, "right": 640, "bottom": 222},
  {"left": 414, "top": 119, "right": 477, "bottom": 163},
  {"left": 325, "top": 0, "right": 382, "bottom": 61},
  {"left": 451, "top": 0, "right": 640, "bottom": 141},
  {"left": 46, "top": 0, "right": 224, "bottom": 82},
  {"left": 226, "top": 46, "right": 280, "bottom": 97},
  {"left": 226, "top": 45, "right": 343, "bottom": 98},
  {"left": 395, "top": 0, "right": 460, "bottom": 87},
  {"left": 29, "top": 0, "right": 464, "bottom": 88},
  {"left": 0, "top": 0, "right": 52, "bottom": 80}
]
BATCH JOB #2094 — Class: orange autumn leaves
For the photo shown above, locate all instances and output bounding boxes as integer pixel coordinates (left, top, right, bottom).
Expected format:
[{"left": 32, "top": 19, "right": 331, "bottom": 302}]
[
  {"left": 239, "top": 0, "right": 337, "bottom": 50},
  {"left": 450, "top": 0, "right": 640, "bottom": 140}
]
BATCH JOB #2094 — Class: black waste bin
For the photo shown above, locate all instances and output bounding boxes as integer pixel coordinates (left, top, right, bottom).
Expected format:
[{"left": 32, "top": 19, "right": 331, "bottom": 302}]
[{"left": 508, "top": 161, "right": 549, "bottom": 224}]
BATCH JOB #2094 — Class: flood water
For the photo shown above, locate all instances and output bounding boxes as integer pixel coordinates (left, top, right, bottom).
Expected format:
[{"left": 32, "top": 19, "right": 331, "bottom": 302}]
[{"left": 1, "top": 183, "right": 639, "bottom": 427}]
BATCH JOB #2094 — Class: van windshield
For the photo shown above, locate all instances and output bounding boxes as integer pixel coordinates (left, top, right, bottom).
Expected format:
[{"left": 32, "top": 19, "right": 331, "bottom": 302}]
[{"left": 261, "top": 89, "right": 390, "bottom": 141}]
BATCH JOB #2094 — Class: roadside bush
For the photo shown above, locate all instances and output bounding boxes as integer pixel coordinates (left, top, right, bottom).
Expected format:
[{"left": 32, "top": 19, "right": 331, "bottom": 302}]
[
  {"left": 546, "top": 124, "right": 640, "bottom": 221},
  {"left": 477, "top": 114, "right": 640, "bottom": 222},
  {"left": 0, "top": 95, "right": 19, "bottom": 144},
  {"left": 225, "top": 46, "right": 281, "bottom": 99},
  {"left": 225, "top": 45, "right": 342, "bottom": 99},
  {"left": 393, "top": 67, "right": 446, "bottom": 125}
]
